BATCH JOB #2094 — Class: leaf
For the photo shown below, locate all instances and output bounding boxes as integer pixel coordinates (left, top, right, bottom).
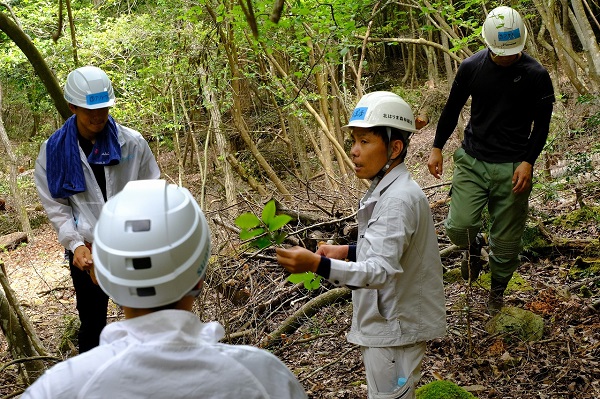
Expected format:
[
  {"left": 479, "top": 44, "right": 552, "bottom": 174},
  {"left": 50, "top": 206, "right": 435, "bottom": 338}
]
[
  {"left": 273, "top": 231, "right": 287, "bottom": 245},
  {"left": 287, "top": 272, "right": 322, "bottom": 290},
  {"left": 261, "top": 200, "right": 276, "bottom": 225},
  {"left": 253, "top": 236, "right": 272, "bottom": 250},
  {"left": 239, "top": 228, "right": 264, "bottom": 241},
  {"left": 307, "top": 274, "right": 322, "bottom": 290},
  {"left": 287, "top": 272, "right": 312, "bottom": 284},
  {"left": 268, "top": 214, "right": 292, "bottom": 232},
  {"left": 234, "top": 213, "right": 261, "bottom": 229}
]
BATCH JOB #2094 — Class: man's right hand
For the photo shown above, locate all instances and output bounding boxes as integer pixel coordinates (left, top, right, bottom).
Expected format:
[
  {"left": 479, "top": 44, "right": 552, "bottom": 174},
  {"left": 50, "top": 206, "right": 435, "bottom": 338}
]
[
  {"left": 427, "top": 148, "right": 444, "bottom": 179},
  {"left": 73, "top": 245, "right": 94, "bottom": 271},
  {"left": 316, "top": 244, "right": 349, "bottom": 260}
]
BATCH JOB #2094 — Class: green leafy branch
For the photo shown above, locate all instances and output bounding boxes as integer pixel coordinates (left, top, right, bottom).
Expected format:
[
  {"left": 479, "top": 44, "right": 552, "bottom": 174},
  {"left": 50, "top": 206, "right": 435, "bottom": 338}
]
[{"left": 234, "top": 199, "right": 322, "bottom": 290}]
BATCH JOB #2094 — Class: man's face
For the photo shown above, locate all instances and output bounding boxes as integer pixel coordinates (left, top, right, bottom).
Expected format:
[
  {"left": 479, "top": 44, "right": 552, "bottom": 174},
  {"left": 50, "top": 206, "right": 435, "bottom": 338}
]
[
  {"left": 490, "top": 51, "right": 520, "bottom": 67},
  {"left": 69, "top": 104, "right": 110, "bottom": 140},
  {"left": 349, "top": 127, "right": 388, "bottom": 180}
]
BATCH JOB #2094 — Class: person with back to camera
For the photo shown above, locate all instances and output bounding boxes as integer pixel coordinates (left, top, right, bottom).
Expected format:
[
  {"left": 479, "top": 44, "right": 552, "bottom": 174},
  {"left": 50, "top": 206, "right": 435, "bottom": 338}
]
[
  {"left": 23, "top": 179, "right": 308, "bottom": 399},
  {"left": 276, "top": 91, "right": 446, "bottom": 399},
  {"left": 34, "top": 65, "right": 160, "bottom": 353},
  {"left": 427, "top": 6, "right": 555, "bottom": 315}
]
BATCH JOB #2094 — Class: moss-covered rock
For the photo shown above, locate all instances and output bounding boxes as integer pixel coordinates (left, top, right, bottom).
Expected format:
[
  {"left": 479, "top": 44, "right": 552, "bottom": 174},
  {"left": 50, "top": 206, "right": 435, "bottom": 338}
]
[
  {"left": 552, "top": 205, "right": 600, "bottom": 229},
  {"left": 582, "top": 241, "right": 600, "bottom": 257},
  {"left": 478, "top": 272, "right": 533, "bottom": 293},
  {"left": 416, "top": 380, "right": 477, "bottom": 399},
  {"left": 569, "top": 256, "right": 600, "bottom": 279},
  {"left": 485, "top": 307, "right": 544, "bottom": 342},
  {"left": 443, "top": 267, "right": 463, "bottom": 284}
]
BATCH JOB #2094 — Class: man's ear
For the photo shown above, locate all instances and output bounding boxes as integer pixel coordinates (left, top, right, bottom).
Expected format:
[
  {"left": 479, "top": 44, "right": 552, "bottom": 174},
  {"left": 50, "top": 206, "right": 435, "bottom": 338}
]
[
  {"left": 391, "top": 139, "right": 404, "bottom": 159},
  {"left": 68, "top": 103, "right": 77, "bottom": 113}
]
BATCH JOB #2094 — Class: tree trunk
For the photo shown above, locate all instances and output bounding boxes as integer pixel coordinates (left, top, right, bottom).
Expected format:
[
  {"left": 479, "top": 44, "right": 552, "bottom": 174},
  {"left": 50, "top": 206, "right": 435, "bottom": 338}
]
[
  {"left": 205, "top": 2, "right": 292, "bottom": 202},
  {"left": 288, "top": 114, "right": 311, "bottom": 180},
  {"left": 440, "top": 32, "right": 454, "bottom": 88},
  {"left": 570, "top": 0, "right": 600, "bottom": 89},
  {"left": 308, "top": 40, "right": 340, "bottom": 191},
  {"left": 0, "top": 262, "right": 47, "bottom": 385},
  {"left": 260, "top": 44, "right": 356, "bottom": 186},
  {"left": 198, "top": 64, "right": 237, "bottom": 215},
  {"left": 0, "top": 83, "right": 32, "bottom": 241},
  {"left": 532, "top": 0, "right": 590, "bottom": 94},
  {"left": 65, "top": 0, "right": 79, "bottom": 66}
]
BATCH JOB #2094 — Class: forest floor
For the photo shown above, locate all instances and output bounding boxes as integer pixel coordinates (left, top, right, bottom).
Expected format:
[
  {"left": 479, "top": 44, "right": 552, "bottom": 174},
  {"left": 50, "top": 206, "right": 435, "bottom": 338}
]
[{"left": 1, "top": 123, "right": 599, "bottom": 399}]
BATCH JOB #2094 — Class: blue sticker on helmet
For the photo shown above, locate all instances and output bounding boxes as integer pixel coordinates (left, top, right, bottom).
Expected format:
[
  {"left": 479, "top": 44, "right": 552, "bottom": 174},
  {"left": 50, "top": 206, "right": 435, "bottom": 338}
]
[
  {"left": 350, "top": 107, "right": 368, "bottom": 121},
  {"left": 86, "top": 92, "right": 110, "bottom": 106},
  {"left": 497, "top": 28, "right": 521, "bottom": 42}
]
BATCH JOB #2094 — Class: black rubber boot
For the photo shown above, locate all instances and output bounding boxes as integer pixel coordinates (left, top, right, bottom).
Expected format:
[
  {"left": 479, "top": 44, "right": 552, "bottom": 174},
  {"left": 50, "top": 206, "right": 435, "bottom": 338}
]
[
  {"left": 489, "top": 278, "right": 509, "bottom": 316},
  {"left": 461, "top": 233, "right": 485, "bottom": 283}
]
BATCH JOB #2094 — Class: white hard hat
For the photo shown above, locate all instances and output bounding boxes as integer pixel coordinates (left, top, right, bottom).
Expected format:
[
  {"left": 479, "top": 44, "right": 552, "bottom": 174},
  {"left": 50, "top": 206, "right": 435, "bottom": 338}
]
[
  {"left": 93, "top": 180, "right": 211, "bottom": 309},
  {"left": 482, "top": 6, "right": 528, "bottom": 56},
  {"left": 63, "top": 66, "right": 116, "bottom": 109},
  {"left": 344, "top": 91, "right": 416, "bottom": 133}
]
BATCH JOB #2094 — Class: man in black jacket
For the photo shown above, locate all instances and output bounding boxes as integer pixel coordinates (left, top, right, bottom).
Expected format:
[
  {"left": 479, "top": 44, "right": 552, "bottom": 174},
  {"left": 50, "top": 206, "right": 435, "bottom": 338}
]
[{"left": 427, "top": 6, "right": 555, "bottom": 315}]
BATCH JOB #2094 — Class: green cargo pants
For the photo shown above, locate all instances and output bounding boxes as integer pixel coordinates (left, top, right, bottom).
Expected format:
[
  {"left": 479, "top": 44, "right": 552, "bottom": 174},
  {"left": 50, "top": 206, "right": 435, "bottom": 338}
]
[{"left": 445, "top": 148, "right": 531, "bottom": 283}]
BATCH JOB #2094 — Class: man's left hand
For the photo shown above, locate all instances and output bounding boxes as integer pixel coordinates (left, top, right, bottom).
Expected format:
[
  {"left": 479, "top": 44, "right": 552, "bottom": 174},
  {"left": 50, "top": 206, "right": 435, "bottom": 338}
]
[
  {"left": 512, "top": 162, "right": 533, "bottom": 194},
  {"left": 275, "top": 247, "right": 320, "bottom": 274}
]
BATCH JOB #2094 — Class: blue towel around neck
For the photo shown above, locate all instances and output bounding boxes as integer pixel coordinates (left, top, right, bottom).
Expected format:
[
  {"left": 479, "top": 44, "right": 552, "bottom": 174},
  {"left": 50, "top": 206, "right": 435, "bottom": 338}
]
[{"left": 46, "top": 115, "right": 121, "bottom": 199}]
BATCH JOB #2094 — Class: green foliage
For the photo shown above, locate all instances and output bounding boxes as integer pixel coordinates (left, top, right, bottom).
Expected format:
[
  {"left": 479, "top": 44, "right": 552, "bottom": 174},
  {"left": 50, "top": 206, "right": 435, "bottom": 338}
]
[
  {"left": 416, "top": 380, "right": 477, "bottom": 399},
  {"left": 234, "top": 200, "right": 322, "bottom": 290},
  {"left": 234, "top": 199, "right": 291, "bottom": 250},
  {"left": 288, "top": 271, "right": 323, "bottom": 290},
  {"left": 577, "top": 94, "right": 600, "bottom": 130},
  {"left": 521, "top": 224, "right": 553, "bottom": 257},
  {"left": 58, "top": 314, "right": 80, "bottom": 355},
  {"left": 552, "top": 206, "right": 600, "bottom": 229}
]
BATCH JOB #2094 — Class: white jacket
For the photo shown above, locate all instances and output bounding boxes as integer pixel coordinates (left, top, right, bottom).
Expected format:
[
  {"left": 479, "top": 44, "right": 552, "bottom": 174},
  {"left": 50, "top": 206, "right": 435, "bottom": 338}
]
[
  {"left": 328, "top": 164, "right": 446, "bottom": 347},
  {"left": 34, "top": 124, "right": 160, "bottom": 252},
  {"left": 22, "top": 310, "right": 308, "bottom": 398}
]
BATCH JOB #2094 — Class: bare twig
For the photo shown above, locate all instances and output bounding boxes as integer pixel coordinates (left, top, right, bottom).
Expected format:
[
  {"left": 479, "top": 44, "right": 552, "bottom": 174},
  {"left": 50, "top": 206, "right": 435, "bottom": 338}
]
[{"left": 0, "top": 356, "right": 61, "bottom": 374}]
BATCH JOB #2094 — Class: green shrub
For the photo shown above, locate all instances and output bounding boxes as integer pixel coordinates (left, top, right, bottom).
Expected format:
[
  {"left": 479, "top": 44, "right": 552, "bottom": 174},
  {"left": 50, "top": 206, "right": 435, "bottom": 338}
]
[{"left": 416, "top": 380, "right": 477, "bottom": 399}]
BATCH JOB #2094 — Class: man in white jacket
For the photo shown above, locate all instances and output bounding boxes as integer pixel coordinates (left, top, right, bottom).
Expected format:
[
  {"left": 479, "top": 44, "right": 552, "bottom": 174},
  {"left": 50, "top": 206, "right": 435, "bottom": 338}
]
[
  {"left": 276, "top": 92, "right": 446, "bottom": 399},
  {"left": 34, "top": 66, "right": 160, "bottom": 352},
  {"left": 23, "top": 180, "right": 307, "bottom": 399}
]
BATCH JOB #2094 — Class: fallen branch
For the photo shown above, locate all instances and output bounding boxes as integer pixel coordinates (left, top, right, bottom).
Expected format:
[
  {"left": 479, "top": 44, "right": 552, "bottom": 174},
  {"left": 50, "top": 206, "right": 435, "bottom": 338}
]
[
  {"left": 535, "top": 218, "right": 598, "bottom": 251},
  {"left": 260, "top": 287, "right": 351, "bottom": 349},
  {"left": 440, "top": 244, "right": 459, "bottom": 258},
  {"left": 0, "top": 263, "right": 48, "bottom": 357}
]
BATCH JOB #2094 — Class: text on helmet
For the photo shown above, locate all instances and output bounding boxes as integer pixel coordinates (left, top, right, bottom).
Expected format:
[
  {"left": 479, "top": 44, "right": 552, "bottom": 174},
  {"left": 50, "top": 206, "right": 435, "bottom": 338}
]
[
  {"left": 350, "top": 107, "right": 368, "bottom": 121},
  {"left": 86, "top": 92, "right": 110, "bottom": 106},
  {"left": 382, "top": 113, "right": 413, "bottom": 125},
  {"left": 498, "top": 28, "right": 521, "bottom": 42}
]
